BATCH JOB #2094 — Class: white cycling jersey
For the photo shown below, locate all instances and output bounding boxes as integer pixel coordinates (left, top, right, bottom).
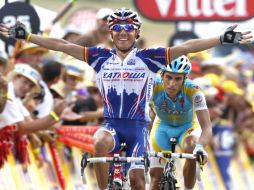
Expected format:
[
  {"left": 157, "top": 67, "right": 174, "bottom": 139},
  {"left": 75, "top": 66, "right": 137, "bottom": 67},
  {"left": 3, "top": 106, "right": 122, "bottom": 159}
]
[{"left": 84, "top": 47, "right": 170, "bottom": 121}]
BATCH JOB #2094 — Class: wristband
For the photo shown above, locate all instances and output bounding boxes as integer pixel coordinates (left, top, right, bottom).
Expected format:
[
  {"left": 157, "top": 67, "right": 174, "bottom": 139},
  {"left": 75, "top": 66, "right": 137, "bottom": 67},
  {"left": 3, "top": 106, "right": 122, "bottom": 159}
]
[
  {"left": 26, "top": 33, "right": 32, "bottom": 41},
  {"left": 50, "top": 111, "right": 60, "bottom": 122}
]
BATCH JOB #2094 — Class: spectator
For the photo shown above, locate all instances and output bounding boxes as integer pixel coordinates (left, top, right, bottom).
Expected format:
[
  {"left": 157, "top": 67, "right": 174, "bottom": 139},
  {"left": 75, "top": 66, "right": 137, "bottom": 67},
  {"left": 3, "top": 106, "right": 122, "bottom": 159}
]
[
  {"left": 14, "top": 42, "right": 49, "bottom": 72},
  {"left": 34, "top": 60, "right": 63, "bottom": 118},
  {"left": 74, "top": 8, "right": 113, "bottom": 47},
  {"left": 0, "top": 50, "right": 8, "bottom": 75},
  {"left": 61, "top": 25, "right": 82, "bottom": 43}
]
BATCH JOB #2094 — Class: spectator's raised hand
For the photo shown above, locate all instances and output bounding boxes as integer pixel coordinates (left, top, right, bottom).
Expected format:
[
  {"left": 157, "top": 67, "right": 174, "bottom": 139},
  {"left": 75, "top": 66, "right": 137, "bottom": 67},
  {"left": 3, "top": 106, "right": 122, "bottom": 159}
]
[{"left": 60, "top": 106, "right": 82, "bottom": 121}]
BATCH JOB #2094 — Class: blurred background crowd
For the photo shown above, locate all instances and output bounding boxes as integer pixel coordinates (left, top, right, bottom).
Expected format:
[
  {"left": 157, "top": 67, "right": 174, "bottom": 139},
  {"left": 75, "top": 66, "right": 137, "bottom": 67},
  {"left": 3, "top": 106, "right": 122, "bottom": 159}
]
[{"left": 0, "top": 0, "right": 254, "bottom": 190}]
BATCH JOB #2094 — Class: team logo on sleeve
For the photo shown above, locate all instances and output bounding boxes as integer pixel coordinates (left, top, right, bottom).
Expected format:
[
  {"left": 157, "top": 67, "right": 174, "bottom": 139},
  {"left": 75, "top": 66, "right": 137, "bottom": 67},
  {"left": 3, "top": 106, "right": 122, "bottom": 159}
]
[
  {"left": 193, "top": 92, "right": 207, "bottom": 109},
  {"left": 194, "top": 95, "right": 202, "bottom": 103}
]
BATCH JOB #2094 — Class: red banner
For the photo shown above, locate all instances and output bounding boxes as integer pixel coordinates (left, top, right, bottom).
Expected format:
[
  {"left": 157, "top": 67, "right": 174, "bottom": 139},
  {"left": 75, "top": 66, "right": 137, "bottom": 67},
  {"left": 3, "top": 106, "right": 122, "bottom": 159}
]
[{"left": 134, "top": 0, "right": 254, "bottom": 21}]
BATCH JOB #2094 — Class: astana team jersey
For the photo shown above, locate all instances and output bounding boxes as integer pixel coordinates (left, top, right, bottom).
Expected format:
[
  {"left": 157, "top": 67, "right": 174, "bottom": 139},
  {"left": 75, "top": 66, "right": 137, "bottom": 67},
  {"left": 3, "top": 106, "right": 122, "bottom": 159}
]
[
  {"left": 152, "top": 76, "right": 208, "bottom": 126},
  {"left": 83, "top": 47, "right": 170, "bottom": 122}
]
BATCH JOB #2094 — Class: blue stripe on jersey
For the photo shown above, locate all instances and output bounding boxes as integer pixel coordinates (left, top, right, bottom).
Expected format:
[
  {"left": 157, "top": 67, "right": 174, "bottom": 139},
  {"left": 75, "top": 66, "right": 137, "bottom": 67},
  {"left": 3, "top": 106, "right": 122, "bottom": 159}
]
[
  {"left": 86, "top": 47, "right": 111, "bottom": 73},
  {"left": 137, "top": 48, "right": 167, "bottom": 73}
]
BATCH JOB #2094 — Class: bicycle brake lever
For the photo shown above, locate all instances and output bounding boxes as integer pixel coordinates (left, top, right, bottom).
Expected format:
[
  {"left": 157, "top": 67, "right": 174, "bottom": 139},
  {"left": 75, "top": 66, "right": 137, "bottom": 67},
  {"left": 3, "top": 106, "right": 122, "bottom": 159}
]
[
  {"left": 143, "top": 152, "right": 150, "bottom": 174},
  {"left": 196, "top": 151, "right": 204, "bottom": 171},
  {"left": 81, "top": 152, "right": 88, "bottom": 176}
]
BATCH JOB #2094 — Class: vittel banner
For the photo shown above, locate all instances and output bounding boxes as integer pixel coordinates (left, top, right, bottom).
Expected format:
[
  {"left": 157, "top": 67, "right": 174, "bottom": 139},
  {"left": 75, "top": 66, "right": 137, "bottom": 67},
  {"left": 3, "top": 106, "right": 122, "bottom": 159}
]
[{"left": 134, "top": 0, "right": 254, "bottom": 21}]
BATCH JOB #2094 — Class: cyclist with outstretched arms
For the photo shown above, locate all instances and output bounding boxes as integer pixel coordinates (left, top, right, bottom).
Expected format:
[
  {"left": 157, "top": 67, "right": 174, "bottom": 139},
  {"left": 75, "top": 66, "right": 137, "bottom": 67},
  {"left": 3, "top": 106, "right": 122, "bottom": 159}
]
[
  {"left": 149, "top": 55, "right": 212, "bottom": 190},
  {"left": 0, "top": 8, "right": 251, "bottom": 190}
]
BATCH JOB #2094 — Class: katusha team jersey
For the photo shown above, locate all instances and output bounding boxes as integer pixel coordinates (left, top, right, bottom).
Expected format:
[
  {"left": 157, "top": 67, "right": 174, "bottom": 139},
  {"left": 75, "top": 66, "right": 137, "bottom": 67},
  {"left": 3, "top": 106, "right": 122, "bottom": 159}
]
[
  {"left": 83, "top": 47, "right": 170, "bottom": 122},
  {"left": 152, "top": 76, "right": 208, "bottom": 126}
]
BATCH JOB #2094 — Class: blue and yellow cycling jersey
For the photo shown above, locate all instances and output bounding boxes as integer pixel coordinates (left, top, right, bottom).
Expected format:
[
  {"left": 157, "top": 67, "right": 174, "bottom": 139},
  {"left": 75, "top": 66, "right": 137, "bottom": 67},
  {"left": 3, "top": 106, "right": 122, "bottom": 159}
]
[
  {"left": 152, "top": 75, "right": 207, "bottom": 126},
  {"left": 83, "top": 47, "right": 171, "bottom": 122}
]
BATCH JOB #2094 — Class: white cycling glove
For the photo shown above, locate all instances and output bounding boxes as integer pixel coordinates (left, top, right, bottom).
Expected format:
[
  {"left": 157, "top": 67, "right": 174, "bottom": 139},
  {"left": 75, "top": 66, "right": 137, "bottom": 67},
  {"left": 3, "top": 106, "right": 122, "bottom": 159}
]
[{"left": 193, "top": 144, "right": 208, "bottom": 158}]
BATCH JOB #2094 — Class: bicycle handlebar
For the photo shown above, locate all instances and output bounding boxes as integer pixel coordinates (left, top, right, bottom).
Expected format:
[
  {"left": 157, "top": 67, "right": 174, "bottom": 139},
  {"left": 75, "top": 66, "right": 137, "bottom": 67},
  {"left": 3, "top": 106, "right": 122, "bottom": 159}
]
[
  {"left": 147, "top": 151, "right": 203, "bottom": 182},
  {"left": 87, "top": 156, "right": 144, "bottom": 164},
  {"left": 149, "top": 152, "right": 196, "bottom": 159}
]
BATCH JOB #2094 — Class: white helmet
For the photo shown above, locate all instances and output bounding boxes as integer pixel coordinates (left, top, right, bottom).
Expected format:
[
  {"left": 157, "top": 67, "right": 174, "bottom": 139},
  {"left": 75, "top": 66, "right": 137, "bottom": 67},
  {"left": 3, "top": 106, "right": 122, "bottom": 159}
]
[
  {"left": 107, "top": 8, "right": 142, "bottom": 29},
  {"left": 163, "top": 55, "right": 192, "bottom": 74}
]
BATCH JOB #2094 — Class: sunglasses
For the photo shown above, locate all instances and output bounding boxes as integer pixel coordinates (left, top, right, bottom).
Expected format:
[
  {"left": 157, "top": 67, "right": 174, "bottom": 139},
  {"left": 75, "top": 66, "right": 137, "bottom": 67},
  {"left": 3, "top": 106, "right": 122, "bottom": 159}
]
[{"left": 111, "top": 24, "right": 136, "bottom": 32}]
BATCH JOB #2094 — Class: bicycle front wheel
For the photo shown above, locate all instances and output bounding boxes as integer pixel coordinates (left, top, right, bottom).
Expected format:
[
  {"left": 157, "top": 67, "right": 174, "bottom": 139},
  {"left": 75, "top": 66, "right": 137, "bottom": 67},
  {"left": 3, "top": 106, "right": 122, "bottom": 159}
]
[
  {"left": 160, "top": 179, "right": 177, "bottom": 190},
  {"left": 112, "top": 181, "right": 122, "bottom": 190}
]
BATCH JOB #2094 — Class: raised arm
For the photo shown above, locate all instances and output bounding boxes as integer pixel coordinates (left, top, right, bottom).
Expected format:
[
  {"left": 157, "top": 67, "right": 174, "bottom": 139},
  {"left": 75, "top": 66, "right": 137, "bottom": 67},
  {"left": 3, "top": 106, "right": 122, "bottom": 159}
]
[
  {"left": 170, "top": 24, "right": 252, "bottom": 60},
  {"left": 29, "top": 34, "right": 84, "bottom": 60},
  {"left": 0, "top": 22, "right": 84, "bottom": 61}
]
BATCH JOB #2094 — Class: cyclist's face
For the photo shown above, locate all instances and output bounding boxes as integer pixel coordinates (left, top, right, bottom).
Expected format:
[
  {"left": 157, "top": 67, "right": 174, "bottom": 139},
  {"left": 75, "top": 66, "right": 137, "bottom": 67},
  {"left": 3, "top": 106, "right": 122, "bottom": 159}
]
[
  {"left": 111, "top": 23, "right": 139, "bottom": 52},
  {"left": 13, "top": 75, "right": 36, "bottom": 98},
  {"left": 162, "top": 72, "right": 185, "bottom": 99}
]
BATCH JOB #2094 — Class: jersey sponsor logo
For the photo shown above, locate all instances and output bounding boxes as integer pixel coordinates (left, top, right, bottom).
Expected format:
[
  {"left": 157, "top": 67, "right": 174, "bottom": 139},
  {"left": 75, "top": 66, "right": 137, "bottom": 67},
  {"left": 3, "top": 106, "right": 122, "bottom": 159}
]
[
  {"left": 158, "top": 106, "right": 185, "bottom": 115},
  {"left": 103, "top": 72, "right": 145, "bottom": 79},
  {"left": 147, "top": 78, "right": 153, "bottom": 101},
  {"left": 135, "top": 67, "right": 146, "bottom": 71},
  {"left": 127, "top": 59, "right": 136, "bottom": 65},
  {"left": 105, "top": 61, "right": 119, "bottom": 65},
  {"left": 161, "top": 101, "right": 168, "bottom": 107},
  {"left": 194, "top": 102, "right": 206, "bottom": 108}
]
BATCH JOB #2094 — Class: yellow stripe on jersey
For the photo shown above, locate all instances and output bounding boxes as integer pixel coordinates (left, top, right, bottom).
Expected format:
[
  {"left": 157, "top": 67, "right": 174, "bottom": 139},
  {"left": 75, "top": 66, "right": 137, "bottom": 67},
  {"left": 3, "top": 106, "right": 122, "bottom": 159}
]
[
  {"left": 183, "top": 84, "right": 200, "bottom": 97},
  {"left": 150, "top": 117, "right": 162, "bottom": 152},
  {"left": 153, "top": 82, "right": 164, "bottom": 94}
]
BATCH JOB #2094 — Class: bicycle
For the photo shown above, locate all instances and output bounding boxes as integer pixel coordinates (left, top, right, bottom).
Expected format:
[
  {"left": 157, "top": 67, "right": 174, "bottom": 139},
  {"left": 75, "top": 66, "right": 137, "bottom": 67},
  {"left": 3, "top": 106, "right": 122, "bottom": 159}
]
[
  {"left": 80, "top": 143, "right": 145, "bottom": 190},
  {"left": 144, "top": 137, "right": 204, "bottom": 190}
]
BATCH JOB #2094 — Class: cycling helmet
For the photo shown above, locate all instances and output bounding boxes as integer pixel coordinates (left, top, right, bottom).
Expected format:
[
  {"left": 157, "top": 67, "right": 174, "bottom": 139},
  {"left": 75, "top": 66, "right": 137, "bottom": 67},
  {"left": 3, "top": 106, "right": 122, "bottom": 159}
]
[
  {"left": 163, "top": 55, "right": 192, "bottom": 74},
  {"left": 108, "top": 8, "right": 142, "bottom": 29}
]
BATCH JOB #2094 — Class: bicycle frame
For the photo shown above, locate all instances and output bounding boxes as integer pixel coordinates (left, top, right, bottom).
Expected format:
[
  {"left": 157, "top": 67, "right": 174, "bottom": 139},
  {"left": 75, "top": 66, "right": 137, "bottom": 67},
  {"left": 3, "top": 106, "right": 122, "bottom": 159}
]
[
  {"left": 146, "top": 137, "right": 203, "bottom": 190},
  {"left": 108, "top": 154, "right": 127, "bottom": 189},
  {"left": 81, "top": 151, "right": 144, "bottom": 190}
]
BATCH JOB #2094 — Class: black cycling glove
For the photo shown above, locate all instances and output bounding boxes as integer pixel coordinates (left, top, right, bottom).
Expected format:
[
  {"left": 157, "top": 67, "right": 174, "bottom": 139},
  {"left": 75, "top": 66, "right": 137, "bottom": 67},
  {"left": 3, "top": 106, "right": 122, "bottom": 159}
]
[
  {"left": 220, "top": 25, "right": 243, "bottom": 44},
  {"left": 9, "top": 22, "right": 29, "bottom": 40}
]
